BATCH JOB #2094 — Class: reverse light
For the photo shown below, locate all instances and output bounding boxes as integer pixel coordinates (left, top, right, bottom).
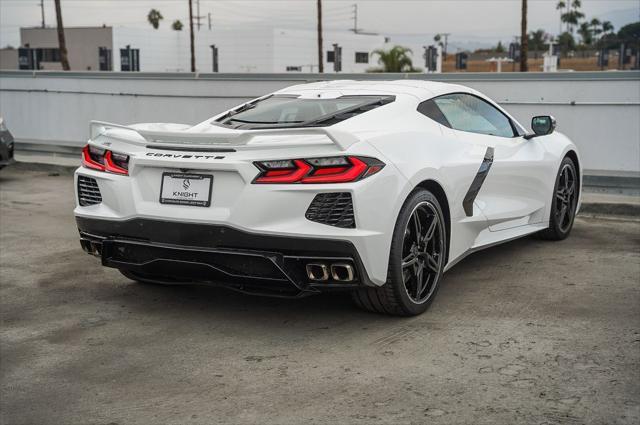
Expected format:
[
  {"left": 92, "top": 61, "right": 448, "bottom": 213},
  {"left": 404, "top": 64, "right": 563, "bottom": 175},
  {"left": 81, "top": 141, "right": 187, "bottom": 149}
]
[
  {"left": 82, "top": 144, "right": 129, "bottom": 175},
  {"left": 253, "top": 156, "right": 384, "bottom": 184}
]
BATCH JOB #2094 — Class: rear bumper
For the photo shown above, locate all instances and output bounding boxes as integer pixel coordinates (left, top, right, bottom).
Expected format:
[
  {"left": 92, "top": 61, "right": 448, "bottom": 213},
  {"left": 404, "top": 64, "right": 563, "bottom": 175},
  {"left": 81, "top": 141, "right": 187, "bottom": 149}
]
[{"left": 76, "top": 217, "right": 375, "bottom": 296}]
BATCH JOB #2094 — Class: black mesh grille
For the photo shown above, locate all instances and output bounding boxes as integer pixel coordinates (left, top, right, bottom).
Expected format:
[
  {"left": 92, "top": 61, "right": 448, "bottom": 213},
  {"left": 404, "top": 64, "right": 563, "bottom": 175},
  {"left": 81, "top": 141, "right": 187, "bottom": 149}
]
[
  {"left": 78, "top": 175, "right": 102, "bottom": 206},
  {"left": 305, "top": 192, "right": 355, "bottom": 228}
]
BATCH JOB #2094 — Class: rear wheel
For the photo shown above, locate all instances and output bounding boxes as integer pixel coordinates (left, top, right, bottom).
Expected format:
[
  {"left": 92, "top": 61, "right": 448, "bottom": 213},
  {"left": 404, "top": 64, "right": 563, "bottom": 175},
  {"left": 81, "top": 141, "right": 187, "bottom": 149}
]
[
  {"left": 352, "top": 189, "right": 447, "bottom": 316},
  {"left": 537, "top": 157, "right": 578, "bottom": 241}
]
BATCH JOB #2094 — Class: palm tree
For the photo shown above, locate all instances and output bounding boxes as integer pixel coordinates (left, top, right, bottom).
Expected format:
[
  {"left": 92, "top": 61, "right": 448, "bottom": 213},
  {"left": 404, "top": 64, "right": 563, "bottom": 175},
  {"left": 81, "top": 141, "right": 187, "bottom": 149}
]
[
  {"left": 528, "top": 29, "right": 548, "bottom": 58},
  {"left": 520, "top": 0, "right": 528, "bottom": 72},
  {"left": 578, "top": 22, "right": 592, "bottom": 45},
  {"left": 54, "top": 0, "right": 70, "bottom": 70},
  {"left": 172, "top": 20, "right": 183, "bottom": 31},
  {"left": 561, "top": 0, "right": 584, "bottom": 34},
  {"left": 590, "top": 18, "right": 602, "bottom": 41},
  {"left": 317, "top": 0, "right": 323, "bottom": 73},
  {"left": 371, "top": 46, "right": 416, "bottom": 72},
  {"left": 601, "top": 21, "right": 614, "bottom": 35},
  {"left": 188, "top": 0, "right": 195, "bottom": 72},
  {"left": 147, "top": 9, "right": 163, "bottom": 29},
  {"left": 556, "top": 1, "right": 566, "bottom": 33}
]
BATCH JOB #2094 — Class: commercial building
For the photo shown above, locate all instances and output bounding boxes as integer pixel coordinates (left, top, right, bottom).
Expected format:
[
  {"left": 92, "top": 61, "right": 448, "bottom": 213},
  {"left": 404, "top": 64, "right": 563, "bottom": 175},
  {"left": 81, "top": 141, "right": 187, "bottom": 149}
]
[{"left": 2, "top": 26, "right": 389, "bottom": 73}]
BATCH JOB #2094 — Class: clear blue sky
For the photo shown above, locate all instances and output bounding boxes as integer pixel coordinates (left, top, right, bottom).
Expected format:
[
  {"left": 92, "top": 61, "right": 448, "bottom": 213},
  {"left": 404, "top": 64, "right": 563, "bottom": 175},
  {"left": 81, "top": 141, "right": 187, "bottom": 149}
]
[{"left": 1, "top": 0, "right": 639, "bottom": 49}]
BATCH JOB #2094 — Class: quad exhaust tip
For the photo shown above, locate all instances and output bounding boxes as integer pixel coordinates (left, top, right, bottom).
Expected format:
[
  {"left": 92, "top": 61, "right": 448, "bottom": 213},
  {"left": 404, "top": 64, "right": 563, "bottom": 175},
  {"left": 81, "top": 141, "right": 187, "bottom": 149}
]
[
  {"left": 305, "top": 262, "right": 355, "bottom": 282},
  {"left": 306, "top": 263, "right": 329, "bottom": 281},
  {"left": 331, "top": 263, "right": 354, "bottom": 282}
]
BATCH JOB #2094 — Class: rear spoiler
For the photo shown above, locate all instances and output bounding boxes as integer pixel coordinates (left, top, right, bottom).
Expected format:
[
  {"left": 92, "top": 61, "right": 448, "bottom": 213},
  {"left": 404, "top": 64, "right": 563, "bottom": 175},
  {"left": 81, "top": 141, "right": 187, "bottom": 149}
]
[{"left": 90, "top": 120, "right": 360, "bottom": 150}]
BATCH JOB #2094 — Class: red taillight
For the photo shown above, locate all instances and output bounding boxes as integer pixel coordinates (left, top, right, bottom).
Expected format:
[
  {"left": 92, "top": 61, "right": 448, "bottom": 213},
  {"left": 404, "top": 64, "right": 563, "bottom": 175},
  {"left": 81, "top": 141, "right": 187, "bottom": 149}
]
[
  {"left": 82, "top": 145, "right": 129, "bottom": 175},
  {"left": 104, "top": 151, "right": 129, "bottom": 175},
  {"left": 253, "top": 156, "right": 384, "bottom": 184},
  {"left": 82, "top": 145, "right": 105, "bottom": 171},
  {"left": 254, "top": 159, "right": 312, "bottom": 183}
]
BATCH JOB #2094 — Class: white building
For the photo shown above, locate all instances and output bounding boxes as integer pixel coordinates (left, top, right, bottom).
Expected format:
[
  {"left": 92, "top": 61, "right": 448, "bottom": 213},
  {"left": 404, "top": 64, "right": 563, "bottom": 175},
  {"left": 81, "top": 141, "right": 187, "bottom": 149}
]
[{"left": 11, "top": 26, "right": 389, "bottom": 73}]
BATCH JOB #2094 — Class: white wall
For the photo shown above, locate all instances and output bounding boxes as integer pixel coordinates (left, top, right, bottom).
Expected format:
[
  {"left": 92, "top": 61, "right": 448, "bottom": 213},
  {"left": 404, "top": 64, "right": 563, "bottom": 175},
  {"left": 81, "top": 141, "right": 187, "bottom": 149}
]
[
  {"left": 0, "top": 71, "right": 638, "bottom": 175},
  {"left": 109, "top": 27, "right": 383, "bottom": 73}
]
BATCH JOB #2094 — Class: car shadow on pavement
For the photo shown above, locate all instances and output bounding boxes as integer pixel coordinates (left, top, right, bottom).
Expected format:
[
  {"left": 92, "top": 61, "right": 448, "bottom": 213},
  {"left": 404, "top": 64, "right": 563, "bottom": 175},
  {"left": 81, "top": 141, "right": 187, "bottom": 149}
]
[{"left": 103, "top": 234, "right": 541, "bottom": 326}]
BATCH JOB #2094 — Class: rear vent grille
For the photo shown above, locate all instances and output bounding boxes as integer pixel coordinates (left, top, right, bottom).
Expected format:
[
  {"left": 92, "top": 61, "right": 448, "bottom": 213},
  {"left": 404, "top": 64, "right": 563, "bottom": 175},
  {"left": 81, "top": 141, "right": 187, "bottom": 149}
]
[
  {"left": 305, "top": 192, "right": 355, "bottom": 228},
  {"left": 78, "top": 175, "right": 102, "bottom": 206}
]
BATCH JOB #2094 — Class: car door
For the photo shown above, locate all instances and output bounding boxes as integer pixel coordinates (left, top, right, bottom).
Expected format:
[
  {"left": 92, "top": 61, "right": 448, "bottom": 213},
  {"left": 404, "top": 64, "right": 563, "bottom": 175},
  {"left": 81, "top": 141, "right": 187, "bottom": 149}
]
[{"left": 432, "top": 93, "right": 550, "bottom": 231}]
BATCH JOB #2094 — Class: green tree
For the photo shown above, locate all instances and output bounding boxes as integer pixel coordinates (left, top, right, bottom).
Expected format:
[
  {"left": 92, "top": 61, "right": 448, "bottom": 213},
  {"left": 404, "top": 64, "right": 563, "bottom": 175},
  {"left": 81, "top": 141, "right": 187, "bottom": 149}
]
[
  {"left": 370, "top": 46, "right": 417, "bottom": 72},
  {"left": 528, "top": 29, "right": 548, "bottom": 57},
  {"left": 578, "top": 22, "right": 592, "bottom": 45},
  {"left": 557, "top": 31, "right": 576, "bottom": 55},
  {"left": 172, "top": 20, "right": 183, "bottom": 31},
  {"left": 556, "top": 1, "right": 566, "bottom": 33},
  {"left": 561, "top": 0, "right": 584, "bottom": 34},
  {"left": 601, "top": 21, "right": 614, "bottom": 35},
  {"left": 495, "top": 41, "right": 505, "bottom": 53},
  {"left": 618, "top": 21, "right": 640, "bottom": 42},
  {"left": 147, "top": 9, "right": 163, "bottom": 29}
]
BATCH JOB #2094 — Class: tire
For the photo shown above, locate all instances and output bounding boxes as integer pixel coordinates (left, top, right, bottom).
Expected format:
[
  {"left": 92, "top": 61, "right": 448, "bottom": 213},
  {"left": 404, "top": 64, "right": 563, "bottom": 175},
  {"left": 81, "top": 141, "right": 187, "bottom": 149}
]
[
  {"left": 537, "top": 156, "right": 578, "bottom": 241},
  {"left": 352, "top": 188, "right": 447, "bottom": 316},
  {"left": 119, "top": 269, "right": 192, "bottom": 285}
]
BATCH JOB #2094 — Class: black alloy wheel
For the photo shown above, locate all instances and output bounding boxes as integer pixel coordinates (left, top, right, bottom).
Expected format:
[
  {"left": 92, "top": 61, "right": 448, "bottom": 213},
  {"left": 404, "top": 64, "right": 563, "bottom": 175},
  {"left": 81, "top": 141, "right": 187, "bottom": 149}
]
[{"left": 352, "top": 189, "right": 447, "bottom": 316}]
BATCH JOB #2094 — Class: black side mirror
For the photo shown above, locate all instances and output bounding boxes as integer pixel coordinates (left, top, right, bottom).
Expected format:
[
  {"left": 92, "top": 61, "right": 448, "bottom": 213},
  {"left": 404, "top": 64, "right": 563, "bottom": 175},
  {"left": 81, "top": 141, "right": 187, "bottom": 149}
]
[{"left": 525, "top": 115, "right": 556, "bottom": 139}]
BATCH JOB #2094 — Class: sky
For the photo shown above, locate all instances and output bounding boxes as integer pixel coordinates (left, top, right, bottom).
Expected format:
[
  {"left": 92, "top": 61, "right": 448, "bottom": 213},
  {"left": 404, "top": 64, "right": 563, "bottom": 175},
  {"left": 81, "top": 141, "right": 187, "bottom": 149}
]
[{"left": 1, "top": 0, "right": 639, "bottom": 50}]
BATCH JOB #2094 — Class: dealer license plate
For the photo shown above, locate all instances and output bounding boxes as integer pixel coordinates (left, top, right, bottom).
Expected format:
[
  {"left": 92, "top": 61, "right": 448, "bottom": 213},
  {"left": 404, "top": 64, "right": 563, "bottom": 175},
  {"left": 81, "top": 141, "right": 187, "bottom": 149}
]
[{"left": 159, "top": 172, "right": 213, "bottom": 207}]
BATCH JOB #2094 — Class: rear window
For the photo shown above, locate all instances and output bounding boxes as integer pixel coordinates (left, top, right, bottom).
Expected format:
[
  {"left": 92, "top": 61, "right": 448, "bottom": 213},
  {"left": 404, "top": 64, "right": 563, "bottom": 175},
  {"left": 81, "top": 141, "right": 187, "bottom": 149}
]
[{"left": 216, "top": 95, "right": 394, "bottom": 129}]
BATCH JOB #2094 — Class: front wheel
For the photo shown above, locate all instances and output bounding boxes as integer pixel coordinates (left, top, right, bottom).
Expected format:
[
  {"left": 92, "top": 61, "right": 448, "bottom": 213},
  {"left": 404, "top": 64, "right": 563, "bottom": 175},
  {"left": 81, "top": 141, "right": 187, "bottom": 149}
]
[
  {"left": 536, "top": 157, "right": 578, "bottom": 241},
  {"left": 352, "top": 189, "right": 447, "bottom": 316}
]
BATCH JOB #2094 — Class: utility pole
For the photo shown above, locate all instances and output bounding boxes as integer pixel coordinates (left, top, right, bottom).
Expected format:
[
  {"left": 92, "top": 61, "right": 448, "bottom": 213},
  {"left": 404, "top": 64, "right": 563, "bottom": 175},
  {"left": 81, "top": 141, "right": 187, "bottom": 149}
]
[
  {"left": 440, "top": 33, "right": 451, "bottom": 61},
  {"left": 189, "top": 0, "right": 196, "bottom": 72},
  {"left": 352, "top": 3, "right": 358, "bottom": 33},
  {"left": 208, "top": 12, "right": 212, "bottom": 31},
  {"left": 195, "top": 0, "right": 205, "bottom": 30},
  {"left": 40, "top": 0, "right": 45, "bottom": 28},
  {"left": 54, "top": 0, "right": 70, "bottom": 70},
  {"left": 520, "top": 0, "right": 528, "bottom": 71},
  {"left": 317, "top": 0, "right": 323, "bottom": 73}
]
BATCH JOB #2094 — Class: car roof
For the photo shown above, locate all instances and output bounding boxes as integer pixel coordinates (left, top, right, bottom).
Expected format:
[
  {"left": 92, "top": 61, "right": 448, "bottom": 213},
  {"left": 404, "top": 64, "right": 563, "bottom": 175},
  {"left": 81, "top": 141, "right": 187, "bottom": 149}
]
[{"left": 275, "top": 80, "right": 473, "bottom": 101}]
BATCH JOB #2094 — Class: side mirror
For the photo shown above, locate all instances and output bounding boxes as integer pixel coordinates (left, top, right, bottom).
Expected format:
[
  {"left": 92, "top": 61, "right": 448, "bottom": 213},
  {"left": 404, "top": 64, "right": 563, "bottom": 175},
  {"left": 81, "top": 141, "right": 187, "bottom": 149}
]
[{"left": 525, "top": 115, "right": 556, "bottom": 139}]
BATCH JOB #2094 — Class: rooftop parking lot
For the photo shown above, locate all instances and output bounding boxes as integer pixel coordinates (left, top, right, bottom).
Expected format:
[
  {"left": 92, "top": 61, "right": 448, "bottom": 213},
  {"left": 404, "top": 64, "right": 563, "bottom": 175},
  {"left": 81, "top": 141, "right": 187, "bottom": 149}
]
[{"left": 1, "top": 163, "right": 639, "bottom": 425}]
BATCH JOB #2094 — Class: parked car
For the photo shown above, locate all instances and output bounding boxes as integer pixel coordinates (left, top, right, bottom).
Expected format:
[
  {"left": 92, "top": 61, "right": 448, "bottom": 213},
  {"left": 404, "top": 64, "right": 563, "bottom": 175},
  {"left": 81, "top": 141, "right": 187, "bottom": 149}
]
[
  {"left": 74, "top": 80, "right": 581, "bottom": 316},
  {"left": 0, "top": 118, "right": 15, "bottom": 170}
]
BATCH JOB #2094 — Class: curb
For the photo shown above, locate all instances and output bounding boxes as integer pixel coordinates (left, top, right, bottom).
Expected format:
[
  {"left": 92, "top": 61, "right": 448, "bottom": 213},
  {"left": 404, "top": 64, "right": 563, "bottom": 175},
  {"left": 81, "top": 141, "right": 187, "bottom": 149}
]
[{"left": 578, "top": 202, "right": 640, "bottom": 217}]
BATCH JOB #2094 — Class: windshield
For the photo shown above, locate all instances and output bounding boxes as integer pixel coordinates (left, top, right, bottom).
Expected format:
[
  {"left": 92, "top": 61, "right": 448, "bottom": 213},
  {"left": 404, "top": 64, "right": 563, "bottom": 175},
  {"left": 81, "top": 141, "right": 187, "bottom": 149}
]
[{"left": 216, "top": 95, "right": 394, "bottom": 129}]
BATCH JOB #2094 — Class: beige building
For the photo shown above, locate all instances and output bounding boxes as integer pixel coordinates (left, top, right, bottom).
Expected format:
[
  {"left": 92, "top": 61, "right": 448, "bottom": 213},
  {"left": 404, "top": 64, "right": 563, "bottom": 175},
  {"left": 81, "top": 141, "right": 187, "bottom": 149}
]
[
  {"left": 18, "top": 26, "right": 113, "bottom": 71},
  {"left": 0, "top": 48, "right": 19, "bottom": 70}
]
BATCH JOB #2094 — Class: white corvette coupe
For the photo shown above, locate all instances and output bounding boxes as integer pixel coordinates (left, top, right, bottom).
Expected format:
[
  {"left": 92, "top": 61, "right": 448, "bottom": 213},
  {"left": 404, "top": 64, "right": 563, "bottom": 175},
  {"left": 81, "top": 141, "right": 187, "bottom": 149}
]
[{"left": 75, "top": 80, "right": 581, "bottom": 316}]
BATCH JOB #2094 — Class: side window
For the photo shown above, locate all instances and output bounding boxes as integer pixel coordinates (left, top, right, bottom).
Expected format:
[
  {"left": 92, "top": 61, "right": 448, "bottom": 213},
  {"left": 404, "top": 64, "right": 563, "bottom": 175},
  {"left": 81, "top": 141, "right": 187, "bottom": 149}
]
[
  {"left": 417, "top": 99, "right": 451, "bottom": 127},
  {"left": 431, "top": 93, "right": 515, "bottom": 138}
]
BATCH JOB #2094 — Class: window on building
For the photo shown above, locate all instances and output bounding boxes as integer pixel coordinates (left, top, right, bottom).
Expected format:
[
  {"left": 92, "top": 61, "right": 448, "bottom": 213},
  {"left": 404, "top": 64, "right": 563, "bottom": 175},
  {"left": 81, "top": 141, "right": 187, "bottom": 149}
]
[
  {"left": 355, "top": 52, "right": 369, "bottom": 64},
  {"left": 327, "top": 51, "right": 335, "bottom": 63},
  {"left": 39, "top": 48, "right": 60, "bottom": 62},
  {"left": 286, "top": 66, "right": 302, "bottom": 72}
]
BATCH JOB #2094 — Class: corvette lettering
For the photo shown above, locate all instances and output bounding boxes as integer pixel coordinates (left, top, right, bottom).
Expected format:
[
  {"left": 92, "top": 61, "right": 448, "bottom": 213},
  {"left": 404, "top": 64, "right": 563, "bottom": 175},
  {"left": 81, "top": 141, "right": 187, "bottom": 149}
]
[{"left": 145, "top": 153, "right": 225, "bottom": 159}]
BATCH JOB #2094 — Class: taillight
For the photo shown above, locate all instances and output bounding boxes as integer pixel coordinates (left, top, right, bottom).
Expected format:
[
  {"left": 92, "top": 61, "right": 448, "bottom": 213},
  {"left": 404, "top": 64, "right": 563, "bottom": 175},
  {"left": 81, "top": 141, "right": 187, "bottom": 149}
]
[
  {"left": 82, "top": 145, "right": 129, "bottom": 175},
  {"left": 253, "top": 156, "right": 384, "bottom": 184}
]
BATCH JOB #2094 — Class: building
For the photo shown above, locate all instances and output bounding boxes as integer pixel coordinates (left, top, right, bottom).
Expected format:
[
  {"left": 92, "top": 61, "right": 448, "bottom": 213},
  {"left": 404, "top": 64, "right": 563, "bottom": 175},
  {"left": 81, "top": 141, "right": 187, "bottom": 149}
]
[{"left": 6, "top": 26, "right": 389, "bottom": 73}]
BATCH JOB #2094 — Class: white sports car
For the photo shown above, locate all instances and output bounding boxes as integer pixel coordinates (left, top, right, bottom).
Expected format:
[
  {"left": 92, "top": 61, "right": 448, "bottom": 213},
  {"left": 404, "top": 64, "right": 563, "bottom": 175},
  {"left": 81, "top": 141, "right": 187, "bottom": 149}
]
[{"left": 75, "top": 80, "right": 581, "bottom": 316}]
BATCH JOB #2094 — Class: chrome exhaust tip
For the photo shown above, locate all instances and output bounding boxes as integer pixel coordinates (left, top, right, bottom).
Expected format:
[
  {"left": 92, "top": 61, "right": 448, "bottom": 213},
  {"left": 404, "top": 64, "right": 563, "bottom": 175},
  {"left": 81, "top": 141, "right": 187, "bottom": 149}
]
[
  {"left": 330, "top": 263, "right": 355, "bottom": 282},
  {"left": 306, "top": 263, "right": 329, "bottom": 281}
]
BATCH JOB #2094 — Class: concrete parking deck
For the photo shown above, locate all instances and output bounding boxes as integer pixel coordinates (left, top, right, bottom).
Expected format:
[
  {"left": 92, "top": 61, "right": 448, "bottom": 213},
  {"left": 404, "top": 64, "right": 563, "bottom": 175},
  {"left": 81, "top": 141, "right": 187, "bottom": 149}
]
[{"left": 1, "top": 163, "right": 639, "bottom": 425}]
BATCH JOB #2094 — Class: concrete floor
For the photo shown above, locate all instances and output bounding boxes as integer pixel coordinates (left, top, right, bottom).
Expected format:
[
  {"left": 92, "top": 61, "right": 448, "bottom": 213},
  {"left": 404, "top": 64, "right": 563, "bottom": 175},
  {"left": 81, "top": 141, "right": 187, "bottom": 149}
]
[{"left": 1, "top": 163, "right": 639, "bottom": 425}]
